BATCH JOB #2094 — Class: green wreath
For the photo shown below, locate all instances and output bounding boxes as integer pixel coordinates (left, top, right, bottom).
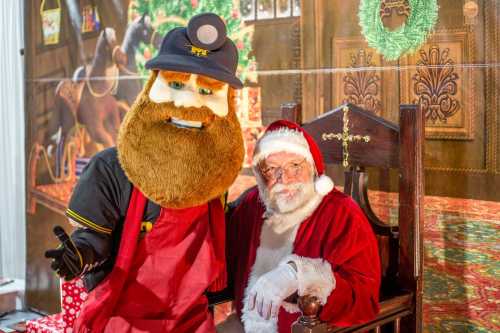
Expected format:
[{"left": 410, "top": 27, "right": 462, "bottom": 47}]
[{"left": 358, "top": 0, "right": 438, "bottom": 61}]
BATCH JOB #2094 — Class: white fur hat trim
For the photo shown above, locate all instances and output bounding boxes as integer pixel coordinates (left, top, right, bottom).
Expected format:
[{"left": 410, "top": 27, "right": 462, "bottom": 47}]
[{"left": 253, "top": 128, "right": 314, "bottom": 166}]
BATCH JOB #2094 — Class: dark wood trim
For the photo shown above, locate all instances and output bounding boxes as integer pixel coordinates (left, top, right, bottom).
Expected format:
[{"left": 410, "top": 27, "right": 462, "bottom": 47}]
[
  {"left": 485, "top": 0, "right": 499, "bottom": 172},
  {"left": 398, "top": 104, "right": 424, "bottom": 332},
  {"left": 345, "top": 168, "right": 393, "bottom": 235}
]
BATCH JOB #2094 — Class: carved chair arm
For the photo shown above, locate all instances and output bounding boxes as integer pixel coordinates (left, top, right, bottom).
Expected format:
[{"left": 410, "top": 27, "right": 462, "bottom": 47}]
[
  {"left": 297, "top": 295, "right": 323, "bottom": 327},
  {"left": 291, "top": 295, "right": 332, "bottom": 333}
]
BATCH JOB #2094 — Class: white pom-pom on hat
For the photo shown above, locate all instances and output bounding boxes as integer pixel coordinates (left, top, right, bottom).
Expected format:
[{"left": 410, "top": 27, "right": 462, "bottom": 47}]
[{"left": 314, "top": 174, "right": 334, "bottom": 195}]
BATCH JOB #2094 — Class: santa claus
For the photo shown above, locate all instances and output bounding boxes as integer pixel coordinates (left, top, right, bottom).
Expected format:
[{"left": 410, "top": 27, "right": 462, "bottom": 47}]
[{"left": 217, "top": 120, "right": 381, "bottom": 333}]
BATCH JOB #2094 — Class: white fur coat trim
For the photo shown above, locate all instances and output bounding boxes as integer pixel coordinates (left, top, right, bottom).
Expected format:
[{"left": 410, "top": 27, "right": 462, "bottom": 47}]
[
  {"left": 241, "top": 308, "right": 278, "bottom": 333},
  {"left": 241, "top": 222, "right": 299, "bottom": 333},
  {"left": 241, "top": 193, "right": 324, "bottom": 333},
  {"left": 280, "top": 254, "right": 336, "bottom": 305}
]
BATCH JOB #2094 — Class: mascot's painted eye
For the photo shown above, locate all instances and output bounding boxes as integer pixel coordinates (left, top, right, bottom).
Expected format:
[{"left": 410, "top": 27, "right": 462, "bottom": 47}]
[
  {"left": 198, "top": 87, "right": 213, "bottom": 95},
  {"left": 168, "top": 81, "right": 185, "bottom": 90}
]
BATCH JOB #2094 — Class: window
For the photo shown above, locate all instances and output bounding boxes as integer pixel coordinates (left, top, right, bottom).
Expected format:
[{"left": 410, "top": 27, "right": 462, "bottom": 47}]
[
  {"left": 240, "top": 0, "right": 301, "bottom": 21},
  {"left": 277, "top": 0, "right": 291, "bottom": 18}
]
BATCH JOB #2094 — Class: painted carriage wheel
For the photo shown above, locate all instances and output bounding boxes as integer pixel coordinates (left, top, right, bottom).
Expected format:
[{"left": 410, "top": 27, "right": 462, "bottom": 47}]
[{"left": 358, "top": 0, "right": 439, "bottom": 61}]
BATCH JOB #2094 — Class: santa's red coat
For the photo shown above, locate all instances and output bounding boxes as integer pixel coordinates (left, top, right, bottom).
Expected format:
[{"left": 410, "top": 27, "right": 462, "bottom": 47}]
[{"left": 227, "top": 187, "right": 381, "bottom": 332}]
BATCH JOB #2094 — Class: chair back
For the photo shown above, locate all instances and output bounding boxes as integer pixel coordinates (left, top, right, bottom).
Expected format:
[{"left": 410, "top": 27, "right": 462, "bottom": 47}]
[{"left": 282, "top": 102, "right": 425, "bottom": 332}]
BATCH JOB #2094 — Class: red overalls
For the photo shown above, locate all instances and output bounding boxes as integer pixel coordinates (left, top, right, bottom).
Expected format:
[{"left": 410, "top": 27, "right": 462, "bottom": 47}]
[{"left": 74, "top": 188, "right": 226, "bottom": 333}]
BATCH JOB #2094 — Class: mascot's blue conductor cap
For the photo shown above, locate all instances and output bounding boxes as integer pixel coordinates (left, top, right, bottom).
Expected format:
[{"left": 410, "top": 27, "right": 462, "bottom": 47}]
[{"left": 145, "top": 12, "right": 243, "bottom": 88}]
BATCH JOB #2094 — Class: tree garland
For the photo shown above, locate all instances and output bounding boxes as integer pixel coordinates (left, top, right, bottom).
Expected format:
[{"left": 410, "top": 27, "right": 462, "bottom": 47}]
[{"left": 358, "top": 0, "right": 438, "bottom": 61}]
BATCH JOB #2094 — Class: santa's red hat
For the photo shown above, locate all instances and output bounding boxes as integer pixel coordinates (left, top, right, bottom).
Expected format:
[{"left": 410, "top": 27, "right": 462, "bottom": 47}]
[{"left": 253, "top": 120, "right": 334, "bottom": 195}]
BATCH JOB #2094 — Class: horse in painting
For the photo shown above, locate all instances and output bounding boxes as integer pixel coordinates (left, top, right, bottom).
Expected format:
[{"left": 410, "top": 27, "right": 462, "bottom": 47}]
[
  {"left": 115, "top": 14, "right": 157, "bottom": 105},
  {"left": 47, "top": 17, "right": 157, "bottom": 172},
  {"left": 76, "top": 27, "right": 125, "bottom": 148}
]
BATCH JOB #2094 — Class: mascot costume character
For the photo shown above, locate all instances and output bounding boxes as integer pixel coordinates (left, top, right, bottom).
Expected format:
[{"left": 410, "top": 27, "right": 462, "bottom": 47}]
[{"left": 45, "top": 13, "right": 244, "bottom": 333}]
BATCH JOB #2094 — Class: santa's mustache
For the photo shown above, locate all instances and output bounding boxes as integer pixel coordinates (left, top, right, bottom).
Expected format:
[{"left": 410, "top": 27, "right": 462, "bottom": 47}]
[
  {"left": 262, "top": 180, "right": 315, "bottom": 214},
  {"left": 270, "top": 183, "right": 304, "bottom": 198}
]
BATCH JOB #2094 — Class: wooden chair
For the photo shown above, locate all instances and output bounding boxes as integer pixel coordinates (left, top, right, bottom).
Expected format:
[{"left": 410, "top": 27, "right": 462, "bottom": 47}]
[{"left": 280, "top": 102, "right": 425, "bottom": 333}]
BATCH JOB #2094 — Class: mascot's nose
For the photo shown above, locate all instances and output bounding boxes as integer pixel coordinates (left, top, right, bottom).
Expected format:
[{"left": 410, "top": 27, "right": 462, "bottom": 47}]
[
  {"left": 174, "top": 76, "right": 205, "bottom": 108},
  {"left": 149, "top": 74, "right": 203, "bottom": 108}
]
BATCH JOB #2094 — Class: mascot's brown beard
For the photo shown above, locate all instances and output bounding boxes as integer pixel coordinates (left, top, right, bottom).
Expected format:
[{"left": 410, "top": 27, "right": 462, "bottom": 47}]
[{"left": 117, "top": 71, "right": 244, "bottom": 208}]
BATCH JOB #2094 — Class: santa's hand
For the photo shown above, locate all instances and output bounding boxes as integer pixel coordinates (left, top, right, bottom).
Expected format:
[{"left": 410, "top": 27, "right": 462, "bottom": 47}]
[{"left": 247, "top": 263, "right": 298, "bottom": 319}]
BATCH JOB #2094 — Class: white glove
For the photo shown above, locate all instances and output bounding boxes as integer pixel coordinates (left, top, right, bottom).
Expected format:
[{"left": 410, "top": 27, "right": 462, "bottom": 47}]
[{"left": 247, "top": 263, "right": 298, "bottom": 320}]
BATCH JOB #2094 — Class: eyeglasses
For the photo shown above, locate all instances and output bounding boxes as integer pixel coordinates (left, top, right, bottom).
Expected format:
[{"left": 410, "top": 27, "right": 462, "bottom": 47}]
[{"left": 259, "top": 158, "right": 308, "bottom": 182}]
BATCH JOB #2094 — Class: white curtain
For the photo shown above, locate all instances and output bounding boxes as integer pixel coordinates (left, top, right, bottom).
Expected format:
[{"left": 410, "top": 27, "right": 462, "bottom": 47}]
[{"left": 0, "top": 0, "right": 25, "bottom": 279}]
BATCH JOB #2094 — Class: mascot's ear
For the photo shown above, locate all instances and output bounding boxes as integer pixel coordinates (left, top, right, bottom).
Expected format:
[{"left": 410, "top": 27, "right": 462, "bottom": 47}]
[{"left": 139, "top": 13, "right": 146, "bottom": 24}]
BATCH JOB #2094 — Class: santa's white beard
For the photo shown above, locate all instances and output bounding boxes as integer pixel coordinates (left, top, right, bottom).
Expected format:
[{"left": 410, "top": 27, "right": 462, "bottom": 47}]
[{"left": 261, "top": 180, "right": 316, "bottom": 214}]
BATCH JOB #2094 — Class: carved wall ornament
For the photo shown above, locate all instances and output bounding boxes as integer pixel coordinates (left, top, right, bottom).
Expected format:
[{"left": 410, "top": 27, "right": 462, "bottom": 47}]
[
  {"left": 412, "top": 46, "right": 460, "bottom": 124},
  {"left": 333, "top": 38, "right": 396, "bottom": 120},
  {"left": 380, "top": 0, "right": 411, "bottom": 20},
  {"left": 400, "top": 29, "right": 475, "bottom": 141},
  {"left": 342, "top": 49, "right": 382, "bottom": 115},
  {"left": 463, "top": 0, "right": 479, "bottom": 27}
]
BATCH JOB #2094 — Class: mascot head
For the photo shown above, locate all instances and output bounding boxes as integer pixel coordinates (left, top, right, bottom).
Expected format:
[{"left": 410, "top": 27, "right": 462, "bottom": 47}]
[{"left": 117, "top": 13, "right": 244, "bottom": 208}]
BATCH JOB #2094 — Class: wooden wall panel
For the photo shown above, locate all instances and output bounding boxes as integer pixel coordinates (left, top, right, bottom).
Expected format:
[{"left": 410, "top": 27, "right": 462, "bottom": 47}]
[
  {"left": 399, "top": 28, "right": 487, "bottom": 173},
  {"left": 249, "top": 17, "right": 300, "bottom": 125},
  {"left": 400, "top": 30, "right": 476, "bottom": 140},
  {"left": 331, "top": 38, "right": 399, "bottom": 123},
  {"left": 300, "top": 0, "right": 500, "bottom": 201},
  {"left": 485, "top": 1, "right": 500, "bottom": 174}
]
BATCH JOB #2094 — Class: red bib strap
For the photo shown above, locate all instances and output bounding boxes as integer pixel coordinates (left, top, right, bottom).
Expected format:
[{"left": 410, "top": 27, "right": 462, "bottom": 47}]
[
  {"left": 74, "top": 187, "right": 147, "bottom": 333},
  {"left": 207, "top": 198, "right": 227, "bottom": 292}
]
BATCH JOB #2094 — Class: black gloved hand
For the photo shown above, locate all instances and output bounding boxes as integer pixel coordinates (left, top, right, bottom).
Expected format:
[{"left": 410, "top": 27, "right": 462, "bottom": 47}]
[{"left": 45, "top": 226, "right": 84, "bottom": 281}]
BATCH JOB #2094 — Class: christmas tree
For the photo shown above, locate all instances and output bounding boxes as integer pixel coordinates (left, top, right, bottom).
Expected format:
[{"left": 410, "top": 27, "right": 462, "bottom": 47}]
[{"left": 129, "top": 0, "right": 257, "bottom": 83}]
